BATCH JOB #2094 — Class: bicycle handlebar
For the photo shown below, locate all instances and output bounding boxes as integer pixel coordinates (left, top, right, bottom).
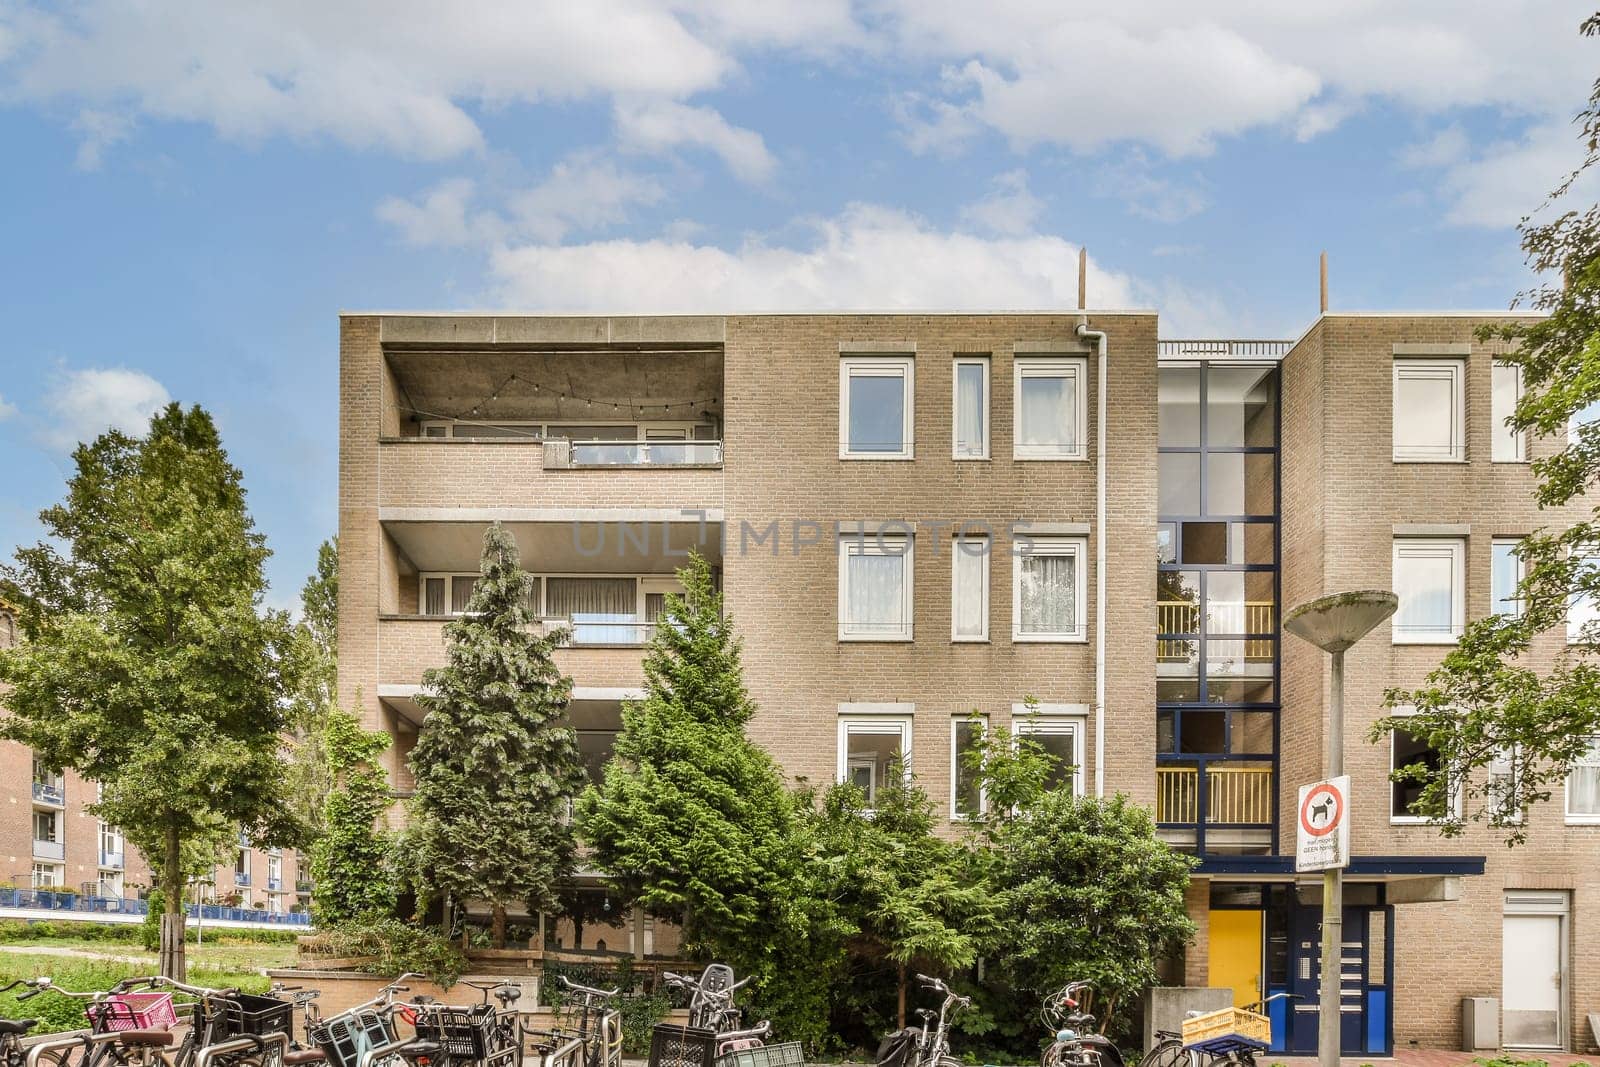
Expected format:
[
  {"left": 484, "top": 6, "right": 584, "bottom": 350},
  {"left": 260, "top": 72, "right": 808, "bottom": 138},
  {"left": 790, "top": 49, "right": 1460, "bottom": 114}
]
[{"left": 556, "top": 975, "right": 619, "bottom": 999}]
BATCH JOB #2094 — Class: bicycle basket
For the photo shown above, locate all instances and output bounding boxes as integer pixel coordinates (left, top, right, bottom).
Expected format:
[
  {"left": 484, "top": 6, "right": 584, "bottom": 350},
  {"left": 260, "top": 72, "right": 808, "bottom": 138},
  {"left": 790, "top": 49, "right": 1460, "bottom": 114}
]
[
  {"left": 650, "top": 1023, "right": 718, "bottom": 1067},
  {"left": 221, "top": 993, "right": 295, "bottom": 1038},
  {"left": 874, "top": 1028, "right": 920, "bottom": 1067},
  {"left": 716, "top": 1041, "right": 804, "bottom": 1067},
  {"left": 412, "top": 1006, "right": 499, "bottom": 1060},
  {"left": 310, "top": 1009, "right": 395, "bottom": 1067},
  {"left": 88, "top": 992, "right": 178, "bottom": 1032}
]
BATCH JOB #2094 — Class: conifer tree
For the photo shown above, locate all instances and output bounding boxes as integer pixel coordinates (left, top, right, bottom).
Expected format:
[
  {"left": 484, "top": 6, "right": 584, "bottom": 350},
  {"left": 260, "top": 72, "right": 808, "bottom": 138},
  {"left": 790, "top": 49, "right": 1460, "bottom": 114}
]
[{"left": 407, "top": 524, "right": 581, "bottom": 946}]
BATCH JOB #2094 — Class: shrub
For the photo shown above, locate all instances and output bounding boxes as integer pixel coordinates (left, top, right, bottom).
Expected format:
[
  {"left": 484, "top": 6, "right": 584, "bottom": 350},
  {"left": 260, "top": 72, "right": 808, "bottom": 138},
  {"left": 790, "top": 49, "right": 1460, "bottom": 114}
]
[{"left": 315, "top": 919, "right": 465, "bottom": 986}]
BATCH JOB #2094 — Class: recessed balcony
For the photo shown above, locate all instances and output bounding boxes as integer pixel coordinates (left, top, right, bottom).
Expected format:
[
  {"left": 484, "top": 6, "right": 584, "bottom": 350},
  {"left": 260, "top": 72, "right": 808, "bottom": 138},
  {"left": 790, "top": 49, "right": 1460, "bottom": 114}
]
[{"left": 32, "top": 839, "right": 64, "bottom": 861}]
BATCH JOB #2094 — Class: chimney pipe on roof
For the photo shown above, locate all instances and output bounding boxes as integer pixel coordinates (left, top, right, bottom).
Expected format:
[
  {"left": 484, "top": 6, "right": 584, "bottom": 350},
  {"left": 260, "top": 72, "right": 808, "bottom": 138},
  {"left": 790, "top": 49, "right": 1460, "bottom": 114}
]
[
  {"left": 1320, "top": 251, "right": 1329, "bottom": 313},
  {"left": 1078, "top": 247, "right": 1088, "bottom": 310}
]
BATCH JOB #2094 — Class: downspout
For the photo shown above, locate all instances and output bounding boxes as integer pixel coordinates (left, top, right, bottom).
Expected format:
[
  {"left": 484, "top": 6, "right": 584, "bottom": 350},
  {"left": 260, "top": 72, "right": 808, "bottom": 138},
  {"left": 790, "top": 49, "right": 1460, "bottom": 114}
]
[{"left": 1076, "top": 318, "right": 1108, "bottom": 797}]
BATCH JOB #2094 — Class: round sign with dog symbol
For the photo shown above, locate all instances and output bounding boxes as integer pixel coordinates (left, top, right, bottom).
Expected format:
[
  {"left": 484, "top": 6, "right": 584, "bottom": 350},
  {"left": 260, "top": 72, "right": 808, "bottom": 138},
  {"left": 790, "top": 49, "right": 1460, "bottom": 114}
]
[
  {"left": 1295, "top": 774, "right": 1350, "bottom": 871},
  {"left": 1299, "top": 782, "right": 1342, "bottom": 836}
]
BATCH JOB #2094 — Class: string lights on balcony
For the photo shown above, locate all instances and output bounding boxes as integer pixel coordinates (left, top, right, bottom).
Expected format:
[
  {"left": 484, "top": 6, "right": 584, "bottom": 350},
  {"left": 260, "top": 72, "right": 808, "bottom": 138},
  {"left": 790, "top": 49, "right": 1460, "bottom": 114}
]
[{"left": 422, "top": 371, "right": 722, "bottom": 421}]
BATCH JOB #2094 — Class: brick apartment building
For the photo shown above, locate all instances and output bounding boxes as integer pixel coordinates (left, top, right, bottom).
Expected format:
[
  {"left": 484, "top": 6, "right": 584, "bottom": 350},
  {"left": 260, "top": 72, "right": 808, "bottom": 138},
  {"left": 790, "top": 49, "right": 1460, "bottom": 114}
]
[
  {"left": 337, "top": 309, "right": 1600, "bottom": 1055},
  {"left": 0, "top": 599, "right": 313, "bottom": 919}
]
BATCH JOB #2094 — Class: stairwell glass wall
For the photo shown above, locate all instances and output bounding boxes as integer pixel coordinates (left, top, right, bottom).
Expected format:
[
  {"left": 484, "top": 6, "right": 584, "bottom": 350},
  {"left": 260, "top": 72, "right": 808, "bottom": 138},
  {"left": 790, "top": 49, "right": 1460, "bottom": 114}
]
[{"left": 1156, "top": 363, "right": 1280, "bottom": 855}]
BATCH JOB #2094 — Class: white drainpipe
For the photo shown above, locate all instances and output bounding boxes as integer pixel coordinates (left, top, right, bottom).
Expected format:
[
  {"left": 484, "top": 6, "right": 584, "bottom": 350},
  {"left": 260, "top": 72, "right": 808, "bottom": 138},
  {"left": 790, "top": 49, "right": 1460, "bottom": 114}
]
[{"left": 1076, "top": 319, "right": 1108, "bottom": 797}]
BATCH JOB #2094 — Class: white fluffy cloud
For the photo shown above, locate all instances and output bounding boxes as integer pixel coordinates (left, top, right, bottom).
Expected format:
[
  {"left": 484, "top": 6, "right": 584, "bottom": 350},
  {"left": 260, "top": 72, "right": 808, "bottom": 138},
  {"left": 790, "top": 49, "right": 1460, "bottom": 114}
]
[
  {"left": 613, "top": 99, "right": 775, "bottom": 183},
  {"left": 960, "top": 169, "right": 1043, "bottom": 236},
  {"left": 486, "top": 203, "right": 1139, "bottom": 314},
  {"left": 42, "top": 367, "right": 170, "bottom": 450},
  {"left": 1396, "top": 120, "right": 1600, "bottom": 228},
  {"left": 0, "top": 393, "right": 17, "bottom": 421}
]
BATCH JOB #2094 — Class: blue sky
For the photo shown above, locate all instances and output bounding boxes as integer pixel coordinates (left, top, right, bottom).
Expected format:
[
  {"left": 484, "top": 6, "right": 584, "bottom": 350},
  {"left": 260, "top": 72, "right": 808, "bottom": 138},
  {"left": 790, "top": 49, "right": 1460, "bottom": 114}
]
[{"left": 0, "top": 2, "right": 1595, "bottom": 606}]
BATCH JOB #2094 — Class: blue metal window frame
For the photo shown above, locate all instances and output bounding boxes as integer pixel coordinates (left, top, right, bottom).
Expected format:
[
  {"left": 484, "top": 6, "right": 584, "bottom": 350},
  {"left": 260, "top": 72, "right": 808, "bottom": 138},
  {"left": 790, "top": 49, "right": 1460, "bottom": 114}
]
[{"left": 1156, "top": 361, "right": 1282, "bottom": 855}]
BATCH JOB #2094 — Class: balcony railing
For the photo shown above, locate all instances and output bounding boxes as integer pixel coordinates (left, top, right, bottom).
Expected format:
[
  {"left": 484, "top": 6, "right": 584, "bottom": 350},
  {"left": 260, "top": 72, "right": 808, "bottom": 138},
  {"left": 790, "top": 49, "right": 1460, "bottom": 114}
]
[
  {"left": 266, "top": 877, "right": 282, "bottom": 892},
  {"left": 0, "top": 887, "right": 312, "bottom": 926},
  {"left": 31, "top": 781, "right": 64, "bottom": 807},
  {"left": 32, "top": 840, "right": 65, "bottom": 861},
  {"left": 234, "top": 872, "right": 251, "bottom": 887},
  {"left": 295, "top": 880, "right": 314, "bottom": 895},
  {"left": 1157, "top": 340, "right": 1292, "bottom": 359},
  {"left": 545, "top": 439, "right": 722, "bottom": 468},
  {"left": 1155, "top": 765, "right": 1274, "bottom": 825},
  {"left": 99, "top": 850, "right": 125, "bottom": 870},
  {"left": 539, "top": 617, "right": 658, "bottom": 647},
  {"left": 1157, "top": 601, "right": 1275, "bottom": 661}
]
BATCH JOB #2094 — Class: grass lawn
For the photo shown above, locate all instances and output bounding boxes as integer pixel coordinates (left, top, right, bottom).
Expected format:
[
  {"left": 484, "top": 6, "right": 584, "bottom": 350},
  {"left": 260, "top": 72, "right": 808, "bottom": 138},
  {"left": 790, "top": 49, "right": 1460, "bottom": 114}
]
[{"left": 0, "top": 939, "right": 296, "bottom": 1033}]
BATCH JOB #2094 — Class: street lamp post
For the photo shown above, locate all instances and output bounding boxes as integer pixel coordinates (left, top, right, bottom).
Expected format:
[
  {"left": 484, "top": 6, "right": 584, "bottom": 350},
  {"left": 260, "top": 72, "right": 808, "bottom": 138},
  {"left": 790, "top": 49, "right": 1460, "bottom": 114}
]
[{"left": 1283, "top": 590, "right": 1397, "bottom": 1067}]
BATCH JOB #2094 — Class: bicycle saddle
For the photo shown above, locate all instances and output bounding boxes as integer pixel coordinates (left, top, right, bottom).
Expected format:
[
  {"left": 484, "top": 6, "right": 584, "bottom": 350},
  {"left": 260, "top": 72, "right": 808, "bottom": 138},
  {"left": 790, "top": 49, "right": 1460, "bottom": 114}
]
[
  {"left": 118, "top": 1030, "right": 175, "bottom": 1047},
  {"left": 914, "top": 1009, "right": 935, "bottom": 1022},
  {"left": 0, "top": 1020, "right": 36, "bottom": 1036},
  {"left": 495, "top": 987, "right": 522, "bottom": 1005}
]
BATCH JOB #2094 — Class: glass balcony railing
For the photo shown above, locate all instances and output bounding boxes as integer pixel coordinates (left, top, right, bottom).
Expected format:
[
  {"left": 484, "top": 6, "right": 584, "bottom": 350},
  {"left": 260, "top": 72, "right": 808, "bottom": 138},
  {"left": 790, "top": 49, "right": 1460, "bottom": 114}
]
[
  {"left": 266, "top": 877, "right": 282, "bottom": 892},
  {"left": 234, "top": 872, "right": 251, "bottom": 887},
  {"left": 99, "top": 850, "right": 124, "bottom": 869},
  {"left": 1157, "top": 601, "right": 1275, "bottom": 659},
  {"left": 31, "top": 840, "right": 65, "bottom": 861},
  {"left": 538, "top": 616, "right": 658, "bottom": 647},
  {"left": 295, "top": 880, "right": 314, "bottom": 894},
  {"left": 31, "top": 781, "right": 65, "bottom": 807}
]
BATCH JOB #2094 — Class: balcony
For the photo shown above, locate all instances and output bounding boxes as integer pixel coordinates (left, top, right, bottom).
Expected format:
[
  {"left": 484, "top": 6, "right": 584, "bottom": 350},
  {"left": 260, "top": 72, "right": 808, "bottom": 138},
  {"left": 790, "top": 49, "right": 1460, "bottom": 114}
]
[
  {"left": 234, "top": 872, "right": 252, "bottom": 888},
  {"left": 379, "top": 616, "right": 650, "bottom": 689},
  {"left": 1155, "top": 763, "right": 1274, "bottom": 855},
  {"left": 32, "top": 839, "right": 64, "bottom": 861},
  {"left": 266, "top": 877, "right": 282, "bottom": 892},
  {"left": 99, "top": 850, "right": 125, "bottom": 870},
  {"left": 1157, "top": 601, "right": 1275, "bottom": 658},
  {"left": 295, "top": 880, "right": 314, "bottom": 895},
  {"left": 31, "top": 780, "right": 64, "bottom": 807},
  {"left": 546, "top": 438, "right": 722, "bottom": 468}
]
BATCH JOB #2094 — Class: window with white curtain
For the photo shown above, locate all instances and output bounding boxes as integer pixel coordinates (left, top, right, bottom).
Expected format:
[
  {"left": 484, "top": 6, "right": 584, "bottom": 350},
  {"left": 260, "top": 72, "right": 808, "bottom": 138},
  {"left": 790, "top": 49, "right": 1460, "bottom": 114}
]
[
  {"left": 1014, "top": 357, "right": 1087, "bottom": 460},
  {"left": 450, "top": 575, "right": 479, "bottom": 613},
  {"left": 1489, "top": 746, "right": 1522, "bottom": 824},
  {"left": 1393, "top": 359, "right": 1465, "bottom": 462},
  {"left": 951, "top": 535, "right": 989, "bottom": 641},
  {"left": 1392, "top": 538, "right": 1464, "bottom": 643},
  {"left": 840, "top": 357, "right": 914, "bottom": 459},
  {"left": 1492, "top": 362, "right": 1525, "bottom": 462},
  {"left": 1565, "top": 736, "right": 1600, "bottom": 822},
  {"left": 548, "top": 577, "right": 639, "bottom": 643},
  {"left": 953, "top": 357, "right": 989, "bottom": 459},
  {"left": 1492, "top": 538, "right": 1523, "bottom": 618},
  {"left": 1013, "top": 537, "right": 1086, "bottom": 641},
  {"left": 839, "top": 535, "right": 914, "bottom": 640}
]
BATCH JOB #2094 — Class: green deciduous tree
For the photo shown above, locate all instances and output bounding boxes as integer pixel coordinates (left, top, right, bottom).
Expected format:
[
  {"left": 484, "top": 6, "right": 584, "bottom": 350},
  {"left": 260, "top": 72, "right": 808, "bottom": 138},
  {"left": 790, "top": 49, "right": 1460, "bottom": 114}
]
[
  {"left": 406, "top": 524, "right": 582, "bottom": 946},
  {"left": 0, "top": 404, "right": 303, "bottom": 979},
  {"left": 286, "top": 540, "right": 339, "bottom": 838},
  {"left": 1375, "top": 14, "right": 1600, "bottom": 840},
  {"left": 967, "top": 723, "right": 1195, "bottom": 1029},
  {"left": 311, "top": 709, "right": 396, "bottom": 925}
]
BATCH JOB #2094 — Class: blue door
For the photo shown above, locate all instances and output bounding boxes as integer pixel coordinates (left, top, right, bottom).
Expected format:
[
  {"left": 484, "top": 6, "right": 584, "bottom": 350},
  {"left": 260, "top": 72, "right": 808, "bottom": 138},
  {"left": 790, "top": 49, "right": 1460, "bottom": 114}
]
[{"left": 1286, "top": 904, "right": 1370, "bottom": 1054}]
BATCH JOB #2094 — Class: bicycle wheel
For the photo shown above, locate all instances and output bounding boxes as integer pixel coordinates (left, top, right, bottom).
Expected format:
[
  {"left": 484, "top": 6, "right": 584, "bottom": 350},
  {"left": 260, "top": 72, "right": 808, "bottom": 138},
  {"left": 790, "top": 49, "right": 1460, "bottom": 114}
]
[{"left": 1137, "top": 1040, "right": 1188, "bottom": 1067}]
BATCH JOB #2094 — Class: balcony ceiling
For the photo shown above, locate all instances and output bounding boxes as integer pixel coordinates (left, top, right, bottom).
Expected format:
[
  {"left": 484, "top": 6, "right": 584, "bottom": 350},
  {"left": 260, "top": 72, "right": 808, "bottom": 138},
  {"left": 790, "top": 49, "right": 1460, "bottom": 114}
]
[
  {"left": 385, "top": 517, "right": 721, "bottom": 573},
  {"left": 383, "top": 688, "right": 630, "bottom": 730},
  {"left": 388, "top": 349, "right": 724, "bottom": 423}
]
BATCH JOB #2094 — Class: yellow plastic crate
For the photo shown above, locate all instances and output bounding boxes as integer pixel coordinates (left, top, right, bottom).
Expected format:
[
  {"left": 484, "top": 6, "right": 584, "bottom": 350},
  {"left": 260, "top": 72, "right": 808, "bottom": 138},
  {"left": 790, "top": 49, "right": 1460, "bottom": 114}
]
[{"left": 1180, "top": 1007, "right": 1271, "bottom": 1050}]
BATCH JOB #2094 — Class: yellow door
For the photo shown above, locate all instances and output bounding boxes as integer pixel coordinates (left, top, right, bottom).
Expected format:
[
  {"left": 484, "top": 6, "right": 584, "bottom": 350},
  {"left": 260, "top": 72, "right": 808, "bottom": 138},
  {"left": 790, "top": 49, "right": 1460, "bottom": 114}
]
[{"left": 1208, "top": 910, "right": 1263, "bottom": 1009}]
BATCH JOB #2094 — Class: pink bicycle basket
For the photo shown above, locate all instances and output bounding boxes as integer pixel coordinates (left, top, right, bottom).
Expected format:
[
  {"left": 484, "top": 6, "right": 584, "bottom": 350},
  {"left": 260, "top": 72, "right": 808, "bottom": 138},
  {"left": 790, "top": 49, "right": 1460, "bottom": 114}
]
[{"left": 89, "top": 992, "right": 178, "bottom": 1032}]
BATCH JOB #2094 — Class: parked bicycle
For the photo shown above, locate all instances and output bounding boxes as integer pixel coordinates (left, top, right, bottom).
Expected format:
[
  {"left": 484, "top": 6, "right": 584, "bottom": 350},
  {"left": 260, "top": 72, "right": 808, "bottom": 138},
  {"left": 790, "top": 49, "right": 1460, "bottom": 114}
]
[
  {"left": 874, "top": 974, "right": 970, "bottom": 1067},
  {"left": 523, "top": 976, "right": 621, "bottom": 1067},
  {"left": 0, "top": 979, "right": 52, "bottom": 1067},
  {"left": 314, "top": 974, "right": 443, "bottom": 1067},
  {"left": 1038, "top": 981, "right": 1124, "bottom": 1067},
  {"left": 1137, "top": 993, "right": 1297, "bottom": 1067},
  {"left": 660, "top": 965, "right": 751, "bottom": 1033}
]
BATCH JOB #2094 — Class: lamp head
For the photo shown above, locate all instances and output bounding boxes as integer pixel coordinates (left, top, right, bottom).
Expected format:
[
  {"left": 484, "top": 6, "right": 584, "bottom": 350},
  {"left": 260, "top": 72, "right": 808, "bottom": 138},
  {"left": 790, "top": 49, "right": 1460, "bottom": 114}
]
[{"left": 1283, "top": 590, "right": 1398, "bottom": 652}]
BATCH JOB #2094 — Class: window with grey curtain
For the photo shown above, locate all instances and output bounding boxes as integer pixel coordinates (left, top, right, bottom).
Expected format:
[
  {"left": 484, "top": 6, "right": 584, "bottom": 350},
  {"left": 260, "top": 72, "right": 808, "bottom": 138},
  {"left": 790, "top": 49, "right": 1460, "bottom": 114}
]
[
  {"left": 423, "top": 577, "right": 446, "bottom": 616},
  {"left": 450, "top": 576, "right": 478, "bottom": 614},
  {"left": 954, "top": 361, "right": 986, "bottom": 457},
  {"left": 1571, "top": 737, "right": 1600, "bottom": 816},
  {"left": 1019, "top": 552, "right": 1076, "bottom": 633},
  {"left": 548, "top": 577, "right": 638, "bottom": 643},
  {"left": 952, "top": 539, "right": 987, "bottom": 637},
  {"left": 846, "top": 551, "right": 906, "bottom": 634}
]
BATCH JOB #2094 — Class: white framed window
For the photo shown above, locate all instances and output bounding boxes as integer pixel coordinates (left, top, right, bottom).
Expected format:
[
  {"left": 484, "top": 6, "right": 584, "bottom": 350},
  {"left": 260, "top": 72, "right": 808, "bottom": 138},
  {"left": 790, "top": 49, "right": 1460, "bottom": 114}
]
[
  {"left": 1492, "top": 362, "right": 1526, "bottom": 462},
  {"left": 839, "top": 534, "right": 914, "bottom": 641},
  {"left": 419, "top": 573, "right": 480, "bottom": 616},
  {"left": 1014, "top": 357, "right": 1088, "bottom": 460},
  {"left": 951, "top": 535, "right": 990, "bottom": 642},
  {"left": 97, "top": 871, "right": 124, "bottom": 899},
  {"left": 837, "top": 712, "right": 913, "bottom": 808},
  {"left": 1013, "top": 537, "right": 1087, "bottom": 642},
  {"left": 950, "top": 717, "right": 987, "bottom": 820},
  {"left": 31, "top": 809, "right": 58, "bottom": 844},
  {"left": 1565, "top": 736, "right": 1600, "bottom": 824},
  {"left": 235, "top": 848, "right": 250, "bottom": 882},
  {"left": 1567, "top": 552, "right": 1600, "bottom": 645},
  {"left": 840, "top": 356, "right": 914, "bottom": 459},
  {"left": 1388, "top": 709, "right": 1458, "bottom": 824},
  {"left": 1393, "top": 358, "right": 1465, "bottom": 462},
  {"left": 1492, "top": 538, "right": 1524, "bottom": 619},
  {"left": 1013, "top": 705, "right": 1087, "bottom": 796},
  {"left": 953, "top": 357, "right": 989, "bottom": 460},
  {"left": 1568, "top": 399, "right": 1600, "bottom": 445},
  {"left": 1392, "top": 538, "right": 1465, "bottom": 643},
  {"left": 30, "top": 863, "right": 62, "bottom": 890}
]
